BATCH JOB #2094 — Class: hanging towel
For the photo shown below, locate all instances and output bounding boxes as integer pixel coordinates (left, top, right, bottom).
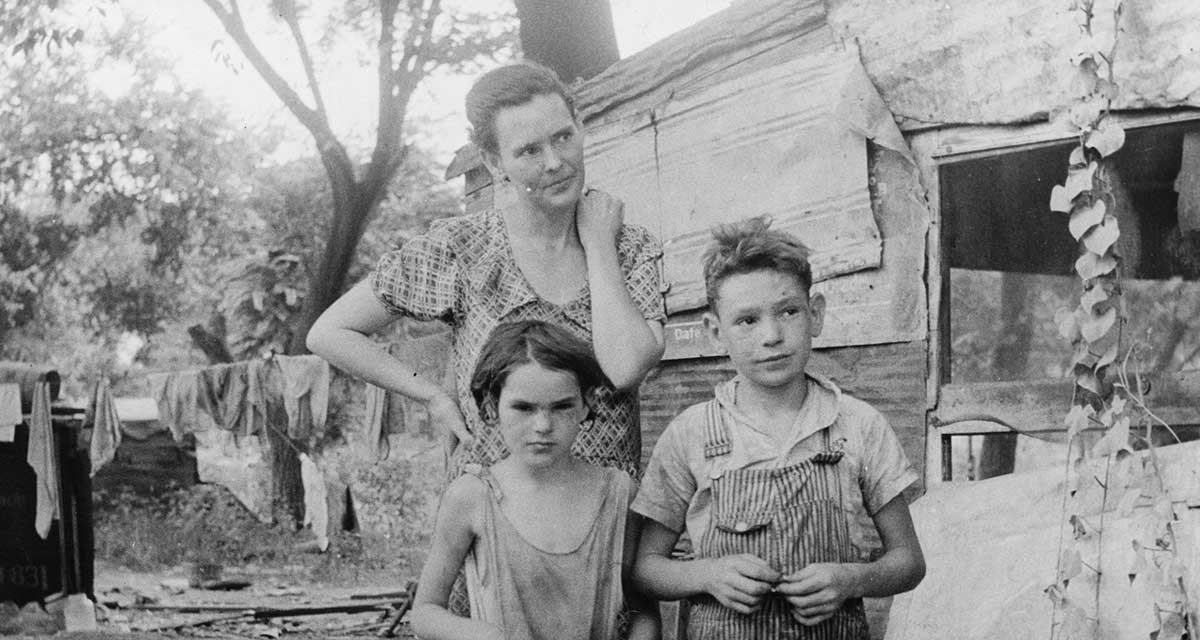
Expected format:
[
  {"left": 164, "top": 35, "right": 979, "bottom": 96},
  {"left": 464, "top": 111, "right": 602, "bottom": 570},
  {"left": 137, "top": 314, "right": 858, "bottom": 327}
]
[
  {"left": 0, "top": 383, "right": 20, "bottom": 442},
  {"left": 299, "top": 453, "right": 329, "bottom": 552},
  {"left": 26, "top": 381, "right": 59, "bottom": 539},
  {"left": 149, "top": 371, "right": 217, "bottom": 440},
  {"left": 86, "top": 378, "right": 123, "bottom": 476},
  {"left": 363, "top": 383, "right": 392, "bottom": 462},
  {"left": 274, "top": 355, "right": 330, "bottom": 441}
]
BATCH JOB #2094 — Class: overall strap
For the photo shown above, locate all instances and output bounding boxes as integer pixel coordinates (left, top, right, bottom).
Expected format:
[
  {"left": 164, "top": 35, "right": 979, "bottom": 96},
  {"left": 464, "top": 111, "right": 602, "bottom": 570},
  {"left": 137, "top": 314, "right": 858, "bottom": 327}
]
[{"left": 702, "top": 399, "right": 732, "bottom": 459}]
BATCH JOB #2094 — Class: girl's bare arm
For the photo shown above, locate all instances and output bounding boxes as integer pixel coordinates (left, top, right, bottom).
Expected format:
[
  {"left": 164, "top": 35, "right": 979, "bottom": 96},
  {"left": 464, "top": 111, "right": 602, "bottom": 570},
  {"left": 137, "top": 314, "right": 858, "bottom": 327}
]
[{"left": 410, "top": 476, "right": 503, "bottom": 640}]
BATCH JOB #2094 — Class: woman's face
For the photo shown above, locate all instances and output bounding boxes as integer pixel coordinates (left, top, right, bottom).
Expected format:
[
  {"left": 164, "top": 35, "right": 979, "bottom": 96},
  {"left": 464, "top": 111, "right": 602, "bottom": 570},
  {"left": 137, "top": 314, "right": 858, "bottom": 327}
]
[{"left": 487, "top": 93, "right": 585, "bottom": 215}]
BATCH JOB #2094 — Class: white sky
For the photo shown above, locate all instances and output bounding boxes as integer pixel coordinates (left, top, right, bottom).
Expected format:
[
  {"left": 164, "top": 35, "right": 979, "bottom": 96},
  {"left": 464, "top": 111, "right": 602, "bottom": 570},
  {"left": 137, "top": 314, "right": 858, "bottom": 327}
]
[{"left": 117, "top": 0, "right": 731, "bottom": 167}]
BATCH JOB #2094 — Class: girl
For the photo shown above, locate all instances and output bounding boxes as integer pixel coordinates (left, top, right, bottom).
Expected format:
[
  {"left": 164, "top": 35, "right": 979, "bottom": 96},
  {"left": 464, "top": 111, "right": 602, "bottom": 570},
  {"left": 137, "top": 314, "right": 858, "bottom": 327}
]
[{"left": 411, "top": 320, "right": 659, "bottom": 640}]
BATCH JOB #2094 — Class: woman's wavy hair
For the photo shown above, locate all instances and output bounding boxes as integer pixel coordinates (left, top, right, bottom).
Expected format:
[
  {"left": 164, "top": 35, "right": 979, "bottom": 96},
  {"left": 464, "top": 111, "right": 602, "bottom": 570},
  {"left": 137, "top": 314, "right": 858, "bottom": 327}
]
[{"left": 465, "top": 61, "right": 577, "bottom": 155}]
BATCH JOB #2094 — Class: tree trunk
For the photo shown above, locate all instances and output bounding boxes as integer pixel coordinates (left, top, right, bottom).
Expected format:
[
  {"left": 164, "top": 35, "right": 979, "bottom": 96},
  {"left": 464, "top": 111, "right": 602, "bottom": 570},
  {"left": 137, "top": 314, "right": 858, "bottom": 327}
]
[
  {"left": 515, "top": 0, "right": 619, "bottom": 82},
  {"left": 286, "top": 170, "right": 387, "bottom": 355}
]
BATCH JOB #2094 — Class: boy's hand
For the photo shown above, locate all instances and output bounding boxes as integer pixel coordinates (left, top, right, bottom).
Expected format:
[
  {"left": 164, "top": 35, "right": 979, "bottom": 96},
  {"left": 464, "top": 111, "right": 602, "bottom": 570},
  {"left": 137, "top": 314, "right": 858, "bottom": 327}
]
[
  {"left": 776, "top": 563, "right": 857, "bottom": 626},
  {"left": 700, "top": 554, "right": 781, "bottom": 614}
]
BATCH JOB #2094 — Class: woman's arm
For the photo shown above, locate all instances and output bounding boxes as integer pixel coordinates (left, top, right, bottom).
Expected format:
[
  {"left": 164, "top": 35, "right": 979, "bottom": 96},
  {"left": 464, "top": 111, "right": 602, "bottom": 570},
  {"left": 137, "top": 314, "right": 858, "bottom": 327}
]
[
  {"left": 576, "top": 189, "right": 665, "bottom": 390},
  {"left": 621, "top": 512, "right": 662, "bottom": 640},
  {"left": 410, "top": 477, "right": 504, "bottom": 640},
  {"left": 305, "top": 280, "right": 471, "bottom": 444}
]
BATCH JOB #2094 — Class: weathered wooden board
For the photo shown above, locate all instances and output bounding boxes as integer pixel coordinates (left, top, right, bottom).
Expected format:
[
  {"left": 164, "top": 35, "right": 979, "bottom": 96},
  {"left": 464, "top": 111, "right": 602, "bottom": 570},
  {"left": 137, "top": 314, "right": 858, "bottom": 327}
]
[
  {"left": 584, "top": 50, "right": 928, "bottom": 349},
  {"left": 582, "top": 110, "right": 662, "bottom": 237},
  {"left": 886, "top": 439, "right": 1200, "bottom": 640},
  {"left": 827, "top": 0, "right": 1200, "bottom": 128},
  {"left": 576, "top": 0, "right": 831, "bottom": 125},
  {"left": 934, "top": 369, "right": 1200, "bottom": 435}
]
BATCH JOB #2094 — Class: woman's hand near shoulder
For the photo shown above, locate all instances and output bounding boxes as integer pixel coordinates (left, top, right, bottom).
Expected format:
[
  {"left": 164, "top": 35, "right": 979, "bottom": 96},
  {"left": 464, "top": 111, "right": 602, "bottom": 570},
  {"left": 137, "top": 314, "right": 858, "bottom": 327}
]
[
  {"left": 576, "top": 187, "right": 624, "bottom": 253},
  {"left": 411, "top": 473, "right": 498, "bottom": 640}
]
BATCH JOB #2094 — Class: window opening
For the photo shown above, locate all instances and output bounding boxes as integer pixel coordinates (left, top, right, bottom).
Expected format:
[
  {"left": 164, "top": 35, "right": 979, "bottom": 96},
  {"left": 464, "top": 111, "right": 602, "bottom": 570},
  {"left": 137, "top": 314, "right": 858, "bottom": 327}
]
[{"left": 938, "top": 122, "right": 1200, "bottom": 481}]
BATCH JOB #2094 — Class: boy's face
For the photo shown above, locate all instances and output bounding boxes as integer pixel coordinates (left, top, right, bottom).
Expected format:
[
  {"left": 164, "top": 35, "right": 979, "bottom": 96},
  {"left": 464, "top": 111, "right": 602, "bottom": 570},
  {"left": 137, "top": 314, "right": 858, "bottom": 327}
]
[{"left": 704, "top": 269, "right": 825, "bottom": 392}]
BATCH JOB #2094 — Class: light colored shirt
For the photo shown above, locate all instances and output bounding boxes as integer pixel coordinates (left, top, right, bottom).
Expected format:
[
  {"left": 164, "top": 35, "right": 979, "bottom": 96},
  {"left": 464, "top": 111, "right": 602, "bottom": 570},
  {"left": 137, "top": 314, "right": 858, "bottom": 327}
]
[{"left": 632, "top": 374, "right": 917, "bottom": 558}]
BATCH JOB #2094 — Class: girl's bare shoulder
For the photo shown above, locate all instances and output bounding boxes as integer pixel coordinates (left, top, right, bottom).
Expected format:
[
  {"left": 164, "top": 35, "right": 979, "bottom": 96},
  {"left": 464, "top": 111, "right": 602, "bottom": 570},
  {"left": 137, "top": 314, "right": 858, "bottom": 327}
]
[{"left": 439, "top": 472, "right": 489, "bottom": 531}]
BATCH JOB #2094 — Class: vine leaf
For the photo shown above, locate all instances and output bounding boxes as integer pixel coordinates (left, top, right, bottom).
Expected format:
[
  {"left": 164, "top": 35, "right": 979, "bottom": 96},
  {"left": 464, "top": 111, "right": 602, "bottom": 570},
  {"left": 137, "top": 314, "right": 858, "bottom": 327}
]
[
  {"left": 1082, "top": 215, "right": 1120, "bottom": 255},
  {"left": 1117, "top": 482, "right": 1142, "bottom": 516},
  {"left": 1061, "top": 601, "right": 1094, "bottom": 640},
  {"left": 1095, "top": 339, "right": 1119, "bottom": 368},
  {"left": 1092, "top": 415, "right": 1131, "bottom": 457},
  {"left": 1069, "top": 199, "right": 1107, "bottom": 240},
  {"left": 1069, "top": 97, "right": 1105, "bottom": 130},
  {"left": 1079, "top": 282, "right": 1108, "bottom": 312},
  {"left": 1069, "top": 145, "right": 1087, "bottom": 166},
  {"left": 1051, "top": 185, "right": 1075, "bottom": 213},
  {"left": 1065, "top": 405, "right": 1094, "bottom": 444},
  {"left": 1056, "top": 307, "right": 1082, "bottom": 341},
  {"left": 1069, "top": 514, "right": 1088, "bottom": 539},
  {"left": 1075, "top": 251, "right": 1118, "bottom": 280},
  {"left": 1077, "top": 370, "right": 1103, "bottom": 395},
  {"left": 1061, "top": 548, "right": 1083, "bottom": 582},
  {"left": 1155, "top": 608, "right": 1186, "bottom": 640},
  {"left": 1128, "top": 540, "right": 1147, "bottom": 584},
  {"left": 1080, "top": 306, "right": 1117, "bottom": 342},
  {"left": 1086, "top": 120, "right": 1126, "bottom": 157},
  {"left": 1065, "top": 162, "right": 1098, "bottom": 200}
]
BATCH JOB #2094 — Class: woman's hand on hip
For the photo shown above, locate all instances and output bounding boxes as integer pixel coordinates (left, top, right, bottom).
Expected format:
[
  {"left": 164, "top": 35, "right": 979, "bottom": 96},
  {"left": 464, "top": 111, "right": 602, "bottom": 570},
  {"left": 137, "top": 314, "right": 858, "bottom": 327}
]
[
  {"left": 426, "top": 392, "right": 472, "bottom": 447},
  {"left": 576, "top": 187, "right": 624, "bottom": 252}
]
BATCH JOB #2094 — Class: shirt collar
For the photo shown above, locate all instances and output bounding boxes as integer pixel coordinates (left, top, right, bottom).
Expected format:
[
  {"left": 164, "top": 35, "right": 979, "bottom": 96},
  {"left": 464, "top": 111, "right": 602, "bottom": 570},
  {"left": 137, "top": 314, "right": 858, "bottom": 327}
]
[{"left": 712, "top": 371, "right": 842, "bottom": 454}]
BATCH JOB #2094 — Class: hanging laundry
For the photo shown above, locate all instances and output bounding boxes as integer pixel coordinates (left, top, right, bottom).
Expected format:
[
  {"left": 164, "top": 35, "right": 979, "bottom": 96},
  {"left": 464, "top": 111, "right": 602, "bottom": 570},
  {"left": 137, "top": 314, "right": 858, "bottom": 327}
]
[
  {"left": 25, "top": 381, "right": 59, "bottom": 539},
  {"left": 149, "top": 371, "right": 218, "bottom": 441},
  {"left": 198, "top": 361, "right": 269, "bottom": 439},
  {"left": 299, "top": 453, "right": 329, "bottom": 552},
  {"left": 274, "top": 355, "right": 330, "bottom": 441},
  {"left": 0, "top": 382, "right": 20, "bottom": 442},
  {"left": 363, "top": 384, "right": 392, "bottom": 462},
  {"left": 194, "top": 428, "right": 274, "bottom": 523},
  {"left": 86, "top": 378, "right": 123, "bottom": 476}
]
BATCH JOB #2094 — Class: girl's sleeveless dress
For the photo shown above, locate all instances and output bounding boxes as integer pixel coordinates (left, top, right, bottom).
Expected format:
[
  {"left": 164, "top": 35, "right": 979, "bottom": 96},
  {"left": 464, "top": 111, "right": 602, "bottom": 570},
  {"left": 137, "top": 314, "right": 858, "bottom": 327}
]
[{"left": 464, "top": 466, "right": 633, "bottom": 640}]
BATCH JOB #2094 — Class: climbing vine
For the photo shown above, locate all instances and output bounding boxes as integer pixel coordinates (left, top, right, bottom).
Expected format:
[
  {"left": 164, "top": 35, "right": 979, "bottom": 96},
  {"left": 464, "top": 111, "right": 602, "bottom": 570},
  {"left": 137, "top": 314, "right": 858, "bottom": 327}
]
[{"left": 1045, "top": 1, "right": 1194, "bottom": 638}]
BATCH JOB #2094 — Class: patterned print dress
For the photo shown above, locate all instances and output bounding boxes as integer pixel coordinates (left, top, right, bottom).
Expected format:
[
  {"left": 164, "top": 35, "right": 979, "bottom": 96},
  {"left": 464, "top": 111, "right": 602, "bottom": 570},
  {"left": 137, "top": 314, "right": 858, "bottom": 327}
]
[{"left": 370, "top": 208, "right": 665, "bottom": 479}]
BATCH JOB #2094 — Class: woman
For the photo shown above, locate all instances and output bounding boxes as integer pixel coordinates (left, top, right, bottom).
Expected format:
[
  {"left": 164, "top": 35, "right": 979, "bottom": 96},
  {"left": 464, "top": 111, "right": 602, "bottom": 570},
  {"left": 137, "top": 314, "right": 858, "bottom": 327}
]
[{"left": 306, "top": 61, "right": 666, "bottom": 478}]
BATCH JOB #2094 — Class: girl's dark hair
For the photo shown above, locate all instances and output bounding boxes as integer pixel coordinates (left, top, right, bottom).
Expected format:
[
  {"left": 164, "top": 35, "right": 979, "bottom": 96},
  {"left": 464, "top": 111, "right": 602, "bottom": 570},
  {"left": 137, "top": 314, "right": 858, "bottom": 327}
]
[
  {"left": 469, "top": 320, "right": 608, "bottom": 422},
  {"left": 703, "top": 216, "right": 814, "bottom": 312},
  {"left": 465, "top": 61, "right": 577, "bottom": 155}
]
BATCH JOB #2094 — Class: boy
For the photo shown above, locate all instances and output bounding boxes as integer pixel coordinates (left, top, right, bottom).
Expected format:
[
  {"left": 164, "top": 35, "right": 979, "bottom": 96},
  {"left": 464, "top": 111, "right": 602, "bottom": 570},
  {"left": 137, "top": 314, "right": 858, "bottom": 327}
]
[{"left": 632, "top": 217, "right": 925, "bottom": 639}]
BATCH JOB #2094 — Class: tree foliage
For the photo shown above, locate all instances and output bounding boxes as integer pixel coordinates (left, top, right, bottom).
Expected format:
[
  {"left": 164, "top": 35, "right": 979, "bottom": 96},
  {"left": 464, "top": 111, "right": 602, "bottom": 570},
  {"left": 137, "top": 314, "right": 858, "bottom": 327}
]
[
  {"left": 197, "top": 0, "right": 517, "bottom": 354},
  {"left": 0, "top": 4, "right": 265, "bottom": 393}
]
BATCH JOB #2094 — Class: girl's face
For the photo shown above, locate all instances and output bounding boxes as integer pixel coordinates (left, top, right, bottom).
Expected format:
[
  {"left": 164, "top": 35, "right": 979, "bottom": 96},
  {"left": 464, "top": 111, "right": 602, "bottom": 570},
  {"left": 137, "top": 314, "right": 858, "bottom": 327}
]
[
  {"left": 485, "top": 93, "right": 585, "bottom": 215},
  {"left": 495, "top": 360, "right": 588, "bottom": 468}
]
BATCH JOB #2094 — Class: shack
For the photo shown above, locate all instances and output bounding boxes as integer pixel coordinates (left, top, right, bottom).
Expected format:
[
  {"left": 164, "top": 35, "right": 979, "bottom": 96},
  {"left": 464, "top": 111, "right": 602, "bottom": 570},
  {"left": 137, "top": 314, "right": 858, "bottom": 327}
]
[{"left": 446, "top": 0, "right": 1200, "bottom": 637}]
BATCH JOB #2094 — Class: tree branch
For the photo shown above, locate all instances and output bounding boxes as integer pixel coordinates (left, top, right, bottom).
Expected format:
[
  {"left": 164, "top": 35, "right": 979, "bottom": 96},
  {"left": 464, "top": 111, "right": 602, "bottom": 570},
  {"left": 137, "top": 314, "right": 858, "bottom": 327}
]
[
  {"left": 276, "top": 0, "right": 329, "bottom": 123},
  {"left": 199, "top": 0, "right": 348, "bottom": 168}
]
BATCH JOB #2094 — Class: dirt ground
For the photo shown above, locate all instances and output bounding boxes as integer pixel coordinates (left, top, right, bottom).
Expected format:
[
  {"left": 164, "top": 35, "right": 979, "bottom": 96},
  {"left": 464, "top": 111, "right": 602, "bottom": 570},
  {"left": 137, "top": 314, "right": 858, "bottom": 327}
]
[{"left": 4, "top": 561, "right": 419, "bottom": 639}]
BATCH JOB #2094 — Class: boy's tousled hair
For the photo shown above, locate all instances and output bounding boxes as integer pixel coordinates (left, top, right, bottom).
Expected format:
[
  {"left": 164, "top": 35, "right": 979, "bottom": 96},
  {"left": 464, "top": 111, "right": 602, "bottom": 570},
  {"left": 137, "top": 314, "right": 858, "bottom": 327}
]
[
  {"left": 466, "top": 61, "right": 577, "bottom": 155},
  {"left": 702, "top": 216, "right": 814, "bottom": 311},
  {"left": 469, "top": 320, "right": 608, "bottom": 422}
]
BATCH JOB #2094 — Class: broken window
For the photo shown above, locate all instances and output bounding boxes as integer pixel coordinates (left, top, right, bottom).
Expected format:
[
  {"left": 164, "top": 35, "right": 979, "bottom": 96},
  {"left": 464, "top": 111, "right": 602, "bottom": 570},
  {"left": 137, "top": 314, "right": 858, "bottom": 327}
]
[{"left": 936, "top": 120, "right": 1200, "bottom": 481}]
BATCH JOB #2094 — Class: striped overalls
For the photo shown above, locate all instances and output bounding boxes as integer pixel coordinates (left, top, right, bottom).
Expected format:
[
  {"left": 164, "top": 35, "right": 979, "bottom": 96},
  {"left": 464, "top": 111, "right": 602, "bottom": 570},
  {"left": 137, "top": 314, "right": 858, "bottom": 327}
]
[{"left": 687, "top": 399, "right": 869, "bottom": 640}]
